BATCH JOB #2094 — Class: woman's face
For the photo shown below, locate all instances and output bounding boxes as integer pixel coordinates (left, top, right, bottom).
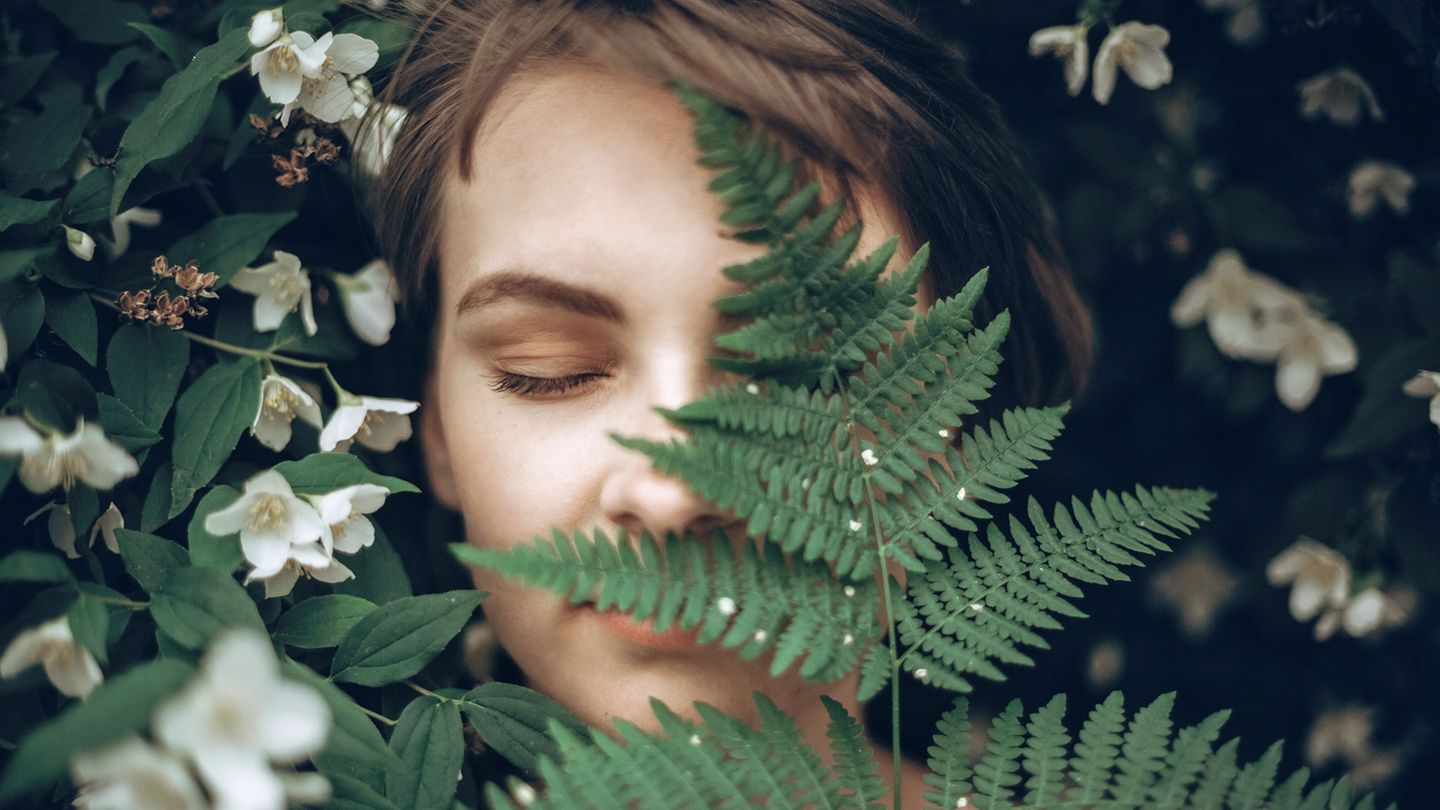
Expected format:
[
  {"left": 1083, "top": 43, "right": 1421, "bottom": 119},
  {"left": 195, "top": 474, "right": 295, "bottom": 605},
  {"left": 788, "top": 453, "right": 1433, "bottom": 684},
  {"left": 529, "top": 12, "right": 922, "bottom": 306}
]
[{"left": 424, "top": 64, "right": 914, "bottom": 730}]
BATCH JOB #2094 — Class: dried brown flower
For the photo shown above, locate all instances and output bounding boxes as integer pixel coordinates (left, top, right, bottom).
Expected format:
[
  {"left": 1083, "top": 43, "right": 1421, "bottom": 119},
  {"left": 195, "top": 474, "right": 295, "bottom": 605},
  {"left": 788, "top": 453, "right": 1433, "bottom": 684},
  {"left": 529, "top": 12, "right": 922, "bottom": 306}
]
[
  {"left": 274, "top": 149, "right": 310, "bottom": 187},
  {"left": 116, "top": 255, "right": 218, "bottom": 330}
]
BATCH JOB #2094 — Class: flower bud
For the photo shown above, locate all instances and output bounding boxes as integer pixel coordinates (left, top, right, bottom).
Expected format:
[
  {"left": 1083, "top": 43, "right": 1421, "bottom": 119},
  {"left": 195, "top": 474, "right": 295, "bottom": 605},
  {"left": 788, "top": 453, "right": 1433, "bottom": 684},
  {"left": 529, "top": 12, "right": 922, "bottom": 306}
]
[
  {"left": 248, "top": 8, "right": 284, "bottom": 48},
  {"left": 64, "top": 226, "right": 95, "bottom": 262}
]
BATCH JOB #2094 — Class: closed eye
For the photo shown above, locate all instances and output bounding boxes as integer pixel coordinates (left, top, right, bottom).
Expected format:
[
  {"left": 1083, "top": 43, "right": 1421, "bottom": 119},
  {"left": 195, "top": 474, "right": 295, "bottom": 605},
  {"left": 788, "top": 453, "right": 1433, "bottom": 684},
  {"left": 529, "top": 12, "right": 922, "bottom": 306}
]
[{"left": 487, "top": 370, "right": 610, "bottom": 398}]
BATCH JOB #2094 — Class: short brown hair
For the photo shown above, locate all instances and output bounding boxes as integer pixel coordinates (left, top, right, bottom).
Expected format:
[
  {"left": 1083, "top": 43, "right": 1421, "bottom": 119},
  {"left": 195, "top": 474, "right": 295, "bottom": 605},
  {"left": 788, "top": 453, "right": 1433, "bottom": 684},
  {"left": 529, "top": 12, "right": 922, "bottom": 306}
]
[{"left": 372, "top": 0, "right": 1094, "bottom": 407}]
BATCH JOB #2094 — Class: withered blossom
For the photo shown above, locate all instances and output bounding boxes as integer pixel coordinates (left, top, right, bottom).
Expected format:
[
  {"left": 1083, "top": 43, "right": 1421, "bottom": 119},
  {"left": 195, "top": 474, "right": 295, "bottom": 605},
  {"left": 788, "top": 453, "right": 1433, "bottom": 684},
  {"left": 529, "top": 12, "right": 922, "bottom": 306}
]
[{"left": 117, "top": 256, "right": 221, "bottom": 330}]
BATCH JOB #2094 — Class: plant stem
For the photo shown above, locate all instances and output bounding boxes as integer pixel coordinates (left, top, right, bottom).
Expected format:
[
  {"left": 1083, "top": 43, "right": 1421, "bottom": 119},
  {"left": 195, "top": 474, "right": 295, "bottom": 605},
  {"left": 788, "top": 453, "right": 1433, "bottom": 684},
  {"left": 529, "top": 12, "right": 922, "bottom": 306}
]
[
  {"left": 92, "top": 595, "right": 149, "bottom": 610},
  {"left": 89, "top": 292, "right": 331, "bottom": 370},
  {"left": 358, "top": 705, "right": 397, "bottom": 727}
]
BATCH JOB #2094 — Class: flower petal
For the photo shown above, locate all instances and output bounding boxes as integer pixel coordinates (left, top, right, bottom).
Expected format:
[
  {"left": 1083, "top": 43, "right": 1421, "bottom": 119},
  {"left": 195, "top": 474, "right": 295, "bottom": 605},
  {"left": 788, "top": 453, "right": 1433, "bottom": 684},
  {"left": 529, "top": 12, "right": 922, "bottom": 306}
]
[
  {"left": 319, "top": 405, "right": 367, "bottom": 452},
  {"left": 326, "top": 33, "right": 380, "bottom": 75}
]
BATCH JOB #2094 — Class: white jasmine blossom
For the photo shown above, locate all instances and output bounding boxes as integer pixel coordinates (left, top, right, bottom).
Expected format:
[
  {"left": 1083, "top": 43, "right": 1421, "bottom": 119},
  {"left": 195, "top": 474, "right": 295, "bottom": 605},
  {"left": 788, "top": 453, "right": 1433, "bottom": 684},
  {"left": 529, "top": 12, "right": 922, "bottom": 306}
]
[
  {"left": 1305, "top": 706, "right": 1402, "bottom": 790},
  {"left": 65, "top": 226, "right": 95, "bottom": 262},
  {"left": 252, "top": 373, "right": 323, "bottom": 451},
  {"left": 154, "top": 630, "right": 330, "bottom": 810},
  {"left": 270, "top": 32, "right": 381, "bottom": 127},
  {"left": 1028, "top": 24, "right": 1090, "bottom": 97},
  {"left": 1170, "top": 249, "right": 1306, "bottom": 361},
  {"left": 1271, "top": 308, "right": 1357, "bottom": 412},
  {"left": 71, "top": 737, "right": 207, "bottom": 810},
  {"left": 1347, "top": 160, "right": 1415, "bottom": 218},
  {"left": 229, "top": 250, "right": 318, "bottom": 336},
  {"left": 104, "top": 207, "right": 162, "bottom": 260},
  {"left": 251, "top": 31, "right": 329, "bottom": 110},
  {"left": 1091, "top": 22, "right": 1173, "bottom": 105},
  {"left": 1402, "top": 369, "right": 1440, "bottom": 431},
  {"left": 1266, "top": 539, "right": 1350, "bottom": 623},
  {"left": 334, "top": 259, "right": 398, "bottom": 346},
  {"left": 0, "top": 615, "right": 103, "bottom": 698},
  {"left": 312, "top": 483, "right": 388, "bottom": 555},
  {"left": 91, "top": 502, "right": 123, "bottom": 554},
  {"left": 338, "top": 77, "right": 408, "bottom": 177},
  {"left": 250, "top": 541, "right": 355, "bottom": 599},
  {"left": 319, "top": 394, "right": 419, "bottom": 453},
  {"left": 1298, "top": 67, "right": 1383, "bottom": 126},
  {"left": 1314, "top": 584, "right": 1418, "bottom": 641},
  {"left": 0, "top": 416, "right": 139, "bottom": 493},
  {"left": 248, "top": 8, "right": 284, "bottom": 49},
  {"left": 203, "top": 469, "right": 330, "bottom": 597}
]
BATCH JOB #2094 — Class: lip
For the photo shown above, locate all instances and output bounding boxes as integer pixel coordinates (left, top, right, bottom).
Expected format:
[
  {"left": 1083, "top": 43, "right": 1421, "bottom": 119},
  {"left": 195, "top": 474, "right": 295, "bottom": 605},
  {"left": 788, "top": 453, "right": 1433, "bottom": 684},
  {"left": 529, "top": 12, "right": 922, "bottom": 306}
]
[{"left": 578, "top": 603, "right": 703, "bottom": 650}]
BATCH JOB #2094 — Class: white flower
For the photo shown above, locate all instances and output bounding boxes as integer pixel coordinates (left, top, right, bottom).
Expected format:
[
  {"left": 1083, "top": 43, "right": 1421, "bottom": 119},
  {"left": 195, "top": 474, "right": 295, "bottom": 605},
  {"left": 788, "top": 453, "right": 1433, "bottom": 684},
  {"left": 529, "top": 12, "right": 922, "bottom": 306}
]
[
  {"left": 103, "top": 207, "right": 162, "bottom": 260},
  {"left": 1347, "top": 160, "right": 1415, "bottom": 218},
  {"left": 229, "top": 250, "right": 318, "bottom": 336},
  {"left": 154, "top": 630, "right": 330, "bottom": 810},
  {"left": 71, "top": 737, "right": 207, "bottom": 810},
  {"left": 203, "top": 469, "right": 335, "bottom": 598},
  {"left": 1271, "top": 308, "right": 1357, "bottom": 412},
  {"left": 1091, "top": 22, "right": 1173, "bottom": 105},
  {"left": 1028, "top": 24, "right": 1090, "bottom": 97},
  {"left": 334, "top": 259, "right": 398, "bottom": 346},
  {"left": 248, "top": 8, "right": 284, "bottom": 49},
  {"left": 261, "top": 32, "right": 379, "bottom": 127},
  {"left": 1146, "top": 545, "right": 1239, "bottom": 637},
  {"left": 1170, "top": 249, "right": 1306, "bottom": 361},
  {"left": 339, "top": 77, "right": 408, "bottom": 178},
  {"left": 1314, "top": 584, "right": 1418, "bottom": 641},
  {"left": 314, "top": 484, "right": 388, "bottom": 554},
  {"left": 1298, "top": 67, "right": 1383, "bottom": 126},
  {"left": 319, "top": 394, "right": 419, "bottom": 453},
  {"left": 65, "top": 226, "right": 95, "bottom": 262},
  {"left": 251, "top": 374, "right": 323, "bottom": 451},
  {"left": 1402, "top": 369, "right": 1440, "bottom": 431},
  {"left": 1305, "top": 706, "right": 1403, "bottom": 789},
  {"left": 92, "top": 502, "right": 123, "bottom": 554},
  {"left": 29, "top": 501, "right": 124, "bottom": 558},
  {"left": 0, "top": 616, "right": 103, "bottom": 698},
  {"left": 249, "top": 541, "right": 354, "bottom": 599},
  {"left": 0, "top": 416, "right": 139, "bottom": 493},
  {"left": 1200, "top": 0, "right": 1265, "bottom": 46},
  {"left": 1266, "top": 539, "right": 1350, "bottom": 623}
]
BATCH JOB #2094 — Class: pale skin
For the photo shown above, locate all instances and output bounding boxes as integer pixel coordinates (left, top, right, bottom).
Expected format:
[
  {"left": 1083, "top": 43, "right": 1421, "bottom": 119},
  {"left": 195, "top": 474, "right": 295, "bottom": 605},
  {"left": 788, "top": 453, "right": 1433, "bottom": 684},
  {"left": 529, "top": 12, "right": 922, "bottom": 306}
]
[{"left": 421, "top": 63, "right": 935, "bottom": 806}]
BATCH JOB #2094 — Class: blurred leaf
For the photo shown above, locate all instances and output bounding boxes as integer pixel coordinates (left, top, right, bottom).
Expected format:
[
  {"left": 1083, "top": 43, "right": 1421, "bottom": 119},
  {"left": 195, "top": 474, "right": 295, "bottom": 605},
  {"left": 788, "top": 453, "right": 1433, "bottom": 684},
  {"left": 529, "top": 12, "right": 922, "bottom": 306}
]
[
  {"left": 128, "top": 22, "right": 191, "bottom": 69},
  {"left": 115, "top": 527, "right": 187, "bottom": 591},
  {"left": 0, "top": 277, "right": 44, "bottom": 364},
  {"left": 0, "top": 52, "right": 58, "bottom": 105},
  {"left": 169, "top": 358, "right": 262, "bottom": 518},
  {"left": 66, "top": 484, "right": 99, "bottom": 548},
  {"left": 334, "top": 521, "right": 412, "bottom": 604},
  {"left": 330, "top": 590, "right": 484, "bottom": 686},
  {"left": 0, "top": 659, "right": 194, "bottom": 803},
  {"left": 140, "top": 461, "right": 174, "bottom": 532},
  {"left": 11, "top": 358, "right": 97, "bottom": 432},
  {"left": 1387, "top": 251, "right": 1440, "bottom": 338},
  {"left": 65, "top": 592, "right": 110, "bottom": 666},
  {"left": 283, "top": 660, "right": 404, "bottom": 790},
  {"left": 187, "top": 485, "right": 245, "bottom": 571},
  {"left": 0, "top": 101, "right": 92, "bottom": 196},
  {"left": 1327, "top": 339, "right": 1440, "bottom": 457},
  {"left": 387, "top": 697, "right": 463, "bottom": 810},
  {"left": 328, "top": 775, "right": 401, "bottom": 810},
  {"left": 35, "top": 0, "right": 147, "bottom": 45},
  {"left": 62, "top": 169, "right": 114, "bottom": 225},
  {"left": 0, "top": 551, "right": 75, "bottom": 585},
  {"left": 95, "top": 46, "right": 151, "bottom": 112},
  {"left": 459, "top": 682, "right": 587, "bottom": 772},
  {"left": 106, "top": 323, "right": 190, "bottom": 432},
  {"left": 0, "top": 193, "right": 58, "bottom": 232},
  {"left": 43, "top": 288, "right": 97, "bottom": 365},
  {"left": 275, "top": 594, "right": 377, "bottom": 649},
  {"left": 275, "top": 453, "right": 421, "bottom": 496},
  {"left": 149, "top": 566, "right": 265, "bottom": 648},
  {"left": 168, "top": 211, "right": 296, "bottom": 286},
  {"left": 110, "top": 28, "right": 250, "bottom": 217},
  {"left": 1210, "top": 185, "right": 1313, "bottom": 254},
  {"left": 96, "top": 393, "right": 162, "bottom": 453}
]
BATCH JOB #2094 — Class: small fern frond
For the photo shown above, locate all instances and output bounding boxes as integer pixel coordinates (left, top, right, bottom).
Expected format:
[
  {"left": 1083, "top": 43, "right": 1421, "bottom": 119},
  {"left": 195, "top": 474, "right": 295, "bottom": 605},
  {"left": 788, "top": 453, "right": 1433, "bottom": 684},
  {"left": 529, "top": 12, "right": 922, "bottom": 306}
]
[
  {"left": 1020, "top": 694, "right": 1070, "bottom": 807},
  {"left": 972, "top": 699, "right": 1026, "bottom": 809},
  {"left": 1066, "top": 691, "right": 1128, "bottom": 806},
  {"left": 822, "top": 696, "right": 885, "bottom": 809},
  {"left": 923, "top": 698, "right": 975, "bottom": 809},
  {"left": 1110, "top": 691, "right": 1176, "bottom": 804},
  {"left": 895, "top": 487, "right": 1214, "bottom": 692},
  {"left": 1228, "top": 740, "right": 1284, "bottom": 810},
  {"left": 452, "top": 529, "right": 881, "bottom": 681}
]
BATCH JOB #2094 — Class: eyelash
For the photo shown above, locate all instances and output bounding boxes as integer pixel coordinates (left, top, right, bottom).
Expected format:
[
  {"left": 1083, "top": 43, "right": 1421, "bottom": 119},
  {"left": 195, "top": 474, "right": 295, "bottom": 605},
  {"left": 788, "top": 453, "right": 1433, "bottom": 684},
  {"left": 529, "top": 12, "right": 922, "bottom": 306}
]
[{"left": 487, "top": 370, "right": 610, "bottom": 398}]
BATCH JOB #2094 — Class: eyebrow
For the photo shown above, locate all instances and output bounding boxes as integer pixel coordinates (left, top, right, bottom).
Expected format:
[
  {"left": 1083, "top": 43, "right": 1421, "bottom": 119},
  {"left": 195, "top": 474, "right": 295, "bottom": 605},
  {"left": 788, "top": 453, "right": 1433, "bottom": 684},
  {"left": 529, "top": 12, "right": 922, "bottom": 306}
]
[{"left": 454, "top": 270, "right": 625, "bottom": 323}]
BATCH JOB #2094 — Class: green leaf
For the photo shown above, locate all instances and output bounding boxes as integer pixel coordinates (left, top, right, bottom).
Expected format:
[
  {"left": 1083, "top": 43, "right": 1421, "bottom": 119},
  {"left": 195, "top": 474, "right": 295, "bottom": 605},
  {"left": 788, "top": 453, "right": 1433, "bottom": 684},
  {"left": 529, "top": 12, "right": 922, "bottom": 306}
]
[
  {"left": 35, "top": 0, "right": 147, "bottom": 44},
  {"left": 169, "top": 359, "right": 262, "bottom": 519},
  {"left": 187, "top": 485, "right": 245, "bottom": 571},
  {"left": 0, "top": 52, "right": 58, "bottom": 105},
  {"left": 276, "top": 453, "right": 421, "bottom": 496},
  {"left": 148, "top": 566, "right": 266, "bottom": 649},
  {"left": 166, "top": 211, "right": 296, "bottom": 286},
  {"left": 43, "top": 288, "right": 97, "bottom": 365},
  {"left": 330, "top": 590, "right": 484, "bottom": 686},
  {"left": 0, "top": 551, "right": 75, "bottom": 585},
  {"left": 283, "top": 660, "right": 403, "bottom": 790},
  {"left": 387, "top": 697, "right": 464, "bottom": 810},
  {"left": 459, "top": 682, "right": 587, "bottom": 772},
  {"left": 63, "top": 168, "right": 114, "bottom": 225},
  {"left": 329, "top": 774, "right": 401, "bottom": 810},
  {"left": 66, "top": 592, "right": 110, "bottom": 666},
  {"left": 114, "top": 527, "right": 187, "bottom": 592},
  {"left": 0, "top": 193, "right": 57, "bottom": 232},
  {"left": 140, "top": 461, "right": 175, "bottom": 532},
  {"left": 106, "top": 323, "right": 190, "bottom": 432},
  {"left": 275, "top": 594, "right": 377, "bottom": 649},
  {"left": 110, "top": 28, "right": 250, "bottom": 217},
  {"left": 1327, "top": 339, "right": 1439, "bottom": 458},
  {"left": 334, "top": 521, "right": 413, "bottom": 603},
  {"left": 0, "top": 659, "right": 194, "bottom": 802},
  {"left": 0, "top": 277, "right": 44, "bottom": 364},
  {"left": 94, "top": 46, "right": 150, "bottom": 112},
  {"left": 0, "top": 101, "right": 92, "bottom": 196},
  {"left": 12, "top": 358, "right": 97, "bottom": 431},
  {"left": 128, "top": 22, "right": 191, "bottom": 69},
  {"left": 97, "top": 393, "right": 163, "bottom": 453}
]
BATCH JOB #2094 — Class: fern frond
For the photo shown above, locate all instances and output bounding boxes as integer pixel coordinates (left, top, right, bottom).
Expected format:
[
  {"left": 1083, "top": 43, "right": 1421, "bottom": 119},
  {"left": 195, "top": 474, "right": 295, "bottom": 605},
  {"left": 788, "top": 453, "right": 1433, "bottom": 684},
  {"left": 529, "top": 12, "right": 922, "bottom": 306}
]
[
  {"left": 973, "top": 699, "right": 1026, "bottom": 809},
  {"left": 923, "top": 698, "right": 974, "bottom": 809},
  {"left": 822, "top": 696, "right": 885, "bottom": 809},
  {"left": 1228, "top": 740, "right": 1283, "bottom": 810},
  {"left": 1066, "top": 691, "right": 1128, "bottom": 806},
  {"left": 1149, "top": 709, "right": 1230, "bottom": 808},
  {"left": 1110, "top": 691, "right": 1176, "bottom": 804},
  {"left": 1020, "top": 695, "right": 1070, "bottom": 807},
  {"left": 453, "top": 528, "right": 881, "bottom": 681},
  {"left": 895, "top": 487, "right": 1214, "bottom": 692}
]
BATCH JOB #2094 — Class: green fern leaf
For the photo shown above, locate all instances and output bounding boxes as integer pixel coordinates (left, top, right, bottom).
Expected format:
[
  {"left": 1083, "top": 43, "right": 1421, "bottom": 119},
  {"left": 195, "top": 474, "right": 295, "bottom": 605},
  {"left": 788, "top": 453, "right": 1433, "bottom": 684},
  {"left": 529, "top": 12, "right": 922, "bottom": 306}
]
[
  {"left": 1149, "top": 709, "right": 1230, "bottom": 808},
  {"left": 1110, "top": 691, "right": 1176, "bottom": 804},
  {"left": 972, "top": 699, "right": 1026, "bottom": 809},
  {"left": 1065, "top": 691, "right": 1128, "bottom": 806},
  {"left": 822, "top": 695, "right": 885, "bottom": 808},
  {"left": 922, "top": 697, "right": 974, "bottom": 809},
  {"left": 1191, "top": 737, "right": 1242, "bottom": 809},
  {"left": 1021, "top": 694, "right": 1070, "bottom": 807},
  {"left": 1227, "top": 739, "right": 1283, "bottom": 810}
]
